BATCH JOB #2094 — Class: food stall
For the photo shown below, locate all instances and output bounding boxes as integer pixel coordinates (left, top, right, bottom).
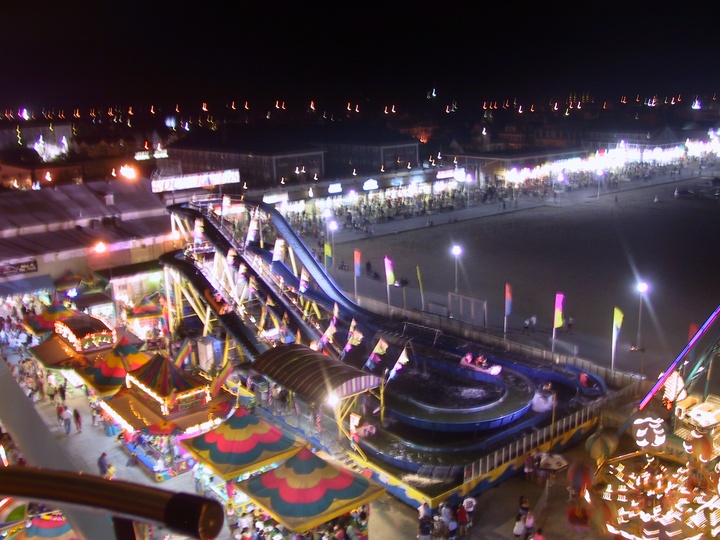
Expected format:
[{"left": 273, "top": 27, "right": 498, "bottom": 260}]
[
  {"left": 29, "top": 314, "right": 118, "bottom": 392},
  {"left": 99, "top": 353, "right": 234, "bottom": 482},
  {"left": 125, "top": 294, "right": 167, "bottom": 348},
  {"left": 182, "top": 405, "right": 306, "bottom": 514},
  {"left": 236, "top": 447, "right": 384, "bottom": 539}
]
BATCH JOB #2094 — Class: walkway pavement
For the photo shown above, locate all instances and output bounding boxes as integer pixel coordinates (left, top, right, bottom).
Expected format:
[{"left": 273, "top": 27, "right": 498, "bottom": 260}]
[{"left": 3, "top": 343, "right": 610, "bottom": 540}]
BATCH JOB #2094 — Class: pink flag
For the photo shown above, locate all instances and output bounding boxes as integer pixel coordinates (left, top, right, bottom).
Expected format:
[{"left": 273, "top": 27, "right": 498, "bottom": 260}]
[
  {"left": 554, "top": 292, "right": 564, "bottom": 329},
  {"left": 505, "top": 283, "right": 512, "bottom": 317},
  {"left": 384, "top": 256, "right": 395, "bottom": 286}
]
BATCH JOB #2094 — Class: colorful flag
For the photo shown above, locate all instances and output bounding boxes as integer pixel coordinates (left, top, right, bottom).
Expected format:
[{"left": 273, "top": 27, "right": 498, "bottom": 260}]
[
  {"left": 554, "top": 292, "right": 564, "bottom": 329},
  {"left": 245, "top": 218, "right": 258, "bottom": 245},
  {"left": 193, "top": 218, "right": 204, "bottom": 245},
  {"left": 611, "top": 306, "right": 624, "bottom": 369},
  {"left": 384, "top": 256, "right": 395, "bottom": 286},
  {"left": 299, "top": 267, "right": 309, "bottom": 293},
  {"left": 613, "top": 307, "right": 624, "bottom": 331},
  {"left": 320, "top": 320, "right": 336, "bottom": 345},
  {"left": 210, "top": 361, "right": 233, "bottom": 396},
  {"left": 388, "top": 347, "right": 410, "bottom": 381},
  {"left": 346, "top": 329, "right": 364, "bottom": 348},
  {"left": 354, "top": 250, "right": 362, "bottom": 277},
  {"left": 272, "top": 238, "right": 285, "bottom": 262},
  {"left": 365, "top": 338, "right": 389, "bottom": 370},
  {"left": 324, "top": 242, "right": 332, "bottom": 267},
  {"left": 173, "top": 338, "right": 192, "bottom": 368},
  {"left": 505, "top": 283, "right": 512, "bottom": 317}
]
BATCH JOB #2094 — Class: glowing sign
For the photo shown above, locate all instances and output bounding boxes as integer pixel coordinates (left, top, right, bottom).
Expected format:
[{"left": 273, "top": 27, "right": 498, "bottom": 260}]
[
  {"left": 263, "top": 192, "right": 289, "bottom": 204},
  {"left": 363, "top": 179, "right": 379, "bottom": 191},
  {"left": 151, "top": 170, "right": 240, "bottom": 193},
  {"left": 328, "top": 183, "right": 342, "bottom": 194}
]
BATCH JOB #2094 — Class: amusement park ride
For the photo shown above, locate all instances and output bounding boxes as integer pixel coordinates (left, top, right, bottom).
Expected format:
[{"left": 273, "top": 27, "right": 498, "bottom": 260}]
[
  {"left": 160, "top": 195, "right": 611, "bottom": 508},
  {"left": 573, "top": 305, "right": 720, "bottom": 538}
]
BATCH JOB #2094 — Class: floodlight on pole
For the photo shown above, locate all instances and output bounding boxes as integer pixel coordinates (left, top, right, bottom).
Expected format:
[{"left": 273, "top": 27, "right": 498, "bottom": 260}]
[
  {"left": 451, "top": 245, "right": 462, "bottom": 293},
  {"left": 636, "top": 281, "right": 649, "bottom": 349}
]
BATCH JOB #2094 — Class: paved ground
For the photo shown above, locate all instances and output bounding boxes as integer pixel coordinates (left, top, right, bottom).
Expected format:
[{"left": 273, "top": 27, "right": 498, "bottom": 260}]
[
  {"left": 4, "top": 167, "right": 719, "bottom": 539},
  {"left": 328, "top": 168, "right": 720, "bottom": 379},
  {"left": 4, "top": 343, "right": 607, "bottom": 540}
]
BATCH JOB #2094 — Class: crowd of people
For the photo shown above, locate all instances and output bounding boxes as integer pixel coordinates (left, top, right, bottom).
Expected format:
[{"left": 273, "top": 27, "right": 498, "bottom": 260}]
[{"left": 416, "top": 494, "right": 477, "bottom": 540}]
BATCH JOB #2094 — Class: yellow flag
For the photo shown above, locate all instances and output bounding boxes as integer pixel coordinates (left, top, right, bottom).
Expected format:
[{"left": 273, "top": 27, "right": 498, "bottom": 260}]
[{"left": 613, "top": 307, "right": 624, "bottom": 329}]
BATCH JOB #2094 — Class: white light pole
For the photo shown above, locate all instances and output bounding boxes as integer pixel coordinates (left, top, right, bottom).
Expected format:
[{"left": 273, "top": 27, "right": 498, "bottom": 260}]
[
  {"left": 636, "top": 281, "right": 649, "bottom": 349},
  {"left": 451, "top": 245, "right": 462, "bottom": 293}
]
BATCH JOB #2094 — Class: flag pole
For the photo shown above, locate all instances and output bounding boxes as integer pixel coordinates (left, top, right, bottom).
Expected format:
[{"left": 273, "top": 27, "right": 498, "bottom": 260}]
[
  {"left": 611, "top": 320, "right": 616, "bottom": 371},
  {"left": 417, "top": 265, "right": 425, "bottom": 311}
]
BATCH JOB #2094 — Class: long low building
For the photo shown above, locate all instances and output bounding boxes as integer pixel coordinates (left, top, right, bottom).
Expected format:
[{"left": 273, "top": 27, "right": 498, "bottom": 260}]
[{"left": 0, "top": 178, "right": 175, "bottom": 306}]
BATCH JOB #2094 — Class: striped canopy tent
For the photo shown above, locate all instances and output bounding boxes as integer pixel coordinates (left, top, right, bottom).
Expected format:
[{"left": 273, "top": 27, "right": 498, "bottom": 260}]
[
  {"left": 24, "top": 302, "right": 78, "bottom": 336},
  {"left": 7, "top": 514, "right": 79, "bottom": 540},
  {"left": 127, "top": 353, "right": 206, "bottom": 399},
  {"left": 77, "top": 338, "right": 153, "bottom": 397},
  {"left": 181, "top": 405, "right": 306, "bottom": 481},
  {"left": 53, "top": 270, "right": 85, "bottom": 292},
  {"left": 235, "top": 447, "right": 385, "bottom": 533},
  {"left": 251, "top": 344, "right": 382, "bottom": 405},
  {"left": 126, "top": 295, "right": 163, "bottom": 321},
  {"left": 251, "top": 344, "right": 382, "bottom": 451}
]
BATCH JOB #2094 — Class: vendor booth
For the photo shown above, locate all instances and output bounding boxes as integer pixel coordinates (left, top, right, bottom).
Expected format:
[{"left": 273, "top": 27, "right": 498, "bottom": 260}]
[
  {"left": 236, "top": 446, "right": 384, "bottom": 539},
  {"left": 182, "top": 405, "right": 306, "bottom": 512},
  {"left": 99, "top": 353, "right": 234, "bottom": 482},
  {"left": 29, "top": 314, "right": 119, "bottom": 390},
  {"left": 23, "top": 301, "right": 78, "bottom": 338},
  {"left": 125, "top": 294, "right": 167, "bottom": 348}
]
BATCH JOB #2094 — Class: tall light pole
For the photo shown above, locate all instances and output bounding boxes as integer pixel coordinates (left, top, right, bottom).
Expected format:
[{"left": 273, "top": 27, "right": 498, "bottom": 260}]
[
  {"left": 451, "top": 245, "right": 462, "bottom": 293},
  {"left": 329, "top": 220, "right": 338, "bottom": 269},
  {"left": 636, "top": 281, "right": 649, "bottom": 349}
]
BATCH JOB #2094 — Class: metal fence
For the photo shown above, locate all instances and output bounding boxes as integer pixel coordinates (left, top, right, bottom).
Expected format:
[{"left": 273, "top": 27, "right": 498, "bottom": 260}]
[{"left": 355, "top": 295, "right": 644, "bottom": 480}]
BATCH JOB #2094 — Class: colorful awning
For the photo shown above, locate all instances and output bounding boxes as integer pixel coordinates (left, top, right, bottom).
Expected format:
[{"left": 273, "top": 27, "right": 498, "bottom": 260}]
[
  {"left": 181, "top": 406, "right": 306, "bottom": 481},
  {"left": 24, "top": 302, "right": 78, "bottom": 335},
  {"left": 128, "top": 353, "right": 206, "bottom": 398},
  {"left": 78, "top": 339, "right": 152, "bottom": 397},
  {"left": 235, "top": 446, "right": 384, "bottom": 532}
]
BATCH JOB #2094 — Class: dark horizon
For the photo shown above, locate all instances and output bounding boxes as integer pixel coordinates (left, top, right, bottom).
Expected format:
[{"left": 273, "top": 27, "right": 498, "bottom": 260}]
[{"left": 3, "top": 3, "right": 719, "bottom": 114}]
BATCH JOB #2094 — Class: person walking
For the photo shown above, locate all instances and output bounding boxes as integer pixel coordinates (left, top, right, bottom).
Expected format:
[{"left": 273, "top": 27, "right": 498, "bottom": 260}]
[
  {"left": 46, "top": 384, "right": 56, "bottom": 403},
  {"left": 456, "top": 504, "right": 468, "bottom": 537},
  {"left": 58, "top": 382, "right": 67, "bottom": 403},
  {"left": 524, "top": 510, "right": 536, "bottom": 540},
  {"left": 417, "top": 516, "right": 432, "bottom": 540},
  {"left": 55, "top": 403, "right": 64, "bottom": 425},
  {"left": 462, "top": 494, "right": 476, "bottom": 527},
  {"left": 512, "top": 514, "right": 526, "bottom": 539},
  {"left": 60, "top": 406, "right": 72, "bottom": 435},
  {"left": 97, "top": 452, "right": 112, "bottom": 478},
  {"left": 73, "top": 408, "right": 82, "bottom": 433}
]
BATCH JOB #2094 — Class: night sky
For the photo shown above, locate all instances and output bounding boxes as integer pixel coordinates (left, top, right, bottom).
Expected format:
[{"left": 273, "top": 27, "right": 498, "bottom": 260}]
[{"left": 3, "top": 2, "right": 719, "bottom": 112}]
